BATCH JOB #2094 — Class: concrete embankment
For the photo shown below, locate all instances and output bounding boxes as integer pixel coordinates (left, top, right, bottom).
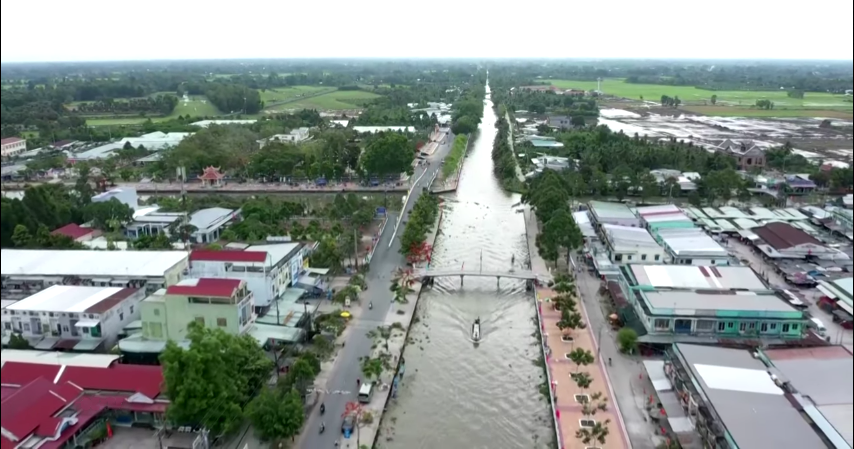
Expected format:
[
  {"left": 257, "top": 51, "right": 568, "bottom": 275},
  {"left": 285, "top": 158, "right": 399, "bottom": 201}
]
[
  {"left": 431, "top": 133, "right": 474, "bottom": 194},
  {"left": 358, "top": 207, "right": 445, "bottom": 448}
]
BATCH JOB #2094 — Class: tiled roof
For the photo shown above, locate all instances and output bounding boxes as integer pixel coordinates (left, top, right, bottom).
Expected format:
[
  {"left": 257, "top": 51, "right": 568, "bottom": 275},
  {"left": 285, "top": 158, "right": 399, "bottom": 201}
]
[
  {"left": 753, "top": 222, "right": 822, "bottom": 250},
  {"left": 190, "top": 249, "right": 267, "bottom": 263},
  {"left": 0, "top": 378, "right": 80, "bottom": 443},
  {"left": 167, "top": 278, "right": 243, "bottom": 298},
  {"left": 0, "top": 361, "right": 60, "bottom": 385},
  {"left": 1, "top": 362, "right": 163, "bottom": 398},
  {"left": 84, "top": 288, "right": 138, "bottom": 314},
  {"left": 1, "top": 137, "right": 24, "bottom": 145},
  {"left": 51, "top": 223, "right": 94, "bottom": 240}
]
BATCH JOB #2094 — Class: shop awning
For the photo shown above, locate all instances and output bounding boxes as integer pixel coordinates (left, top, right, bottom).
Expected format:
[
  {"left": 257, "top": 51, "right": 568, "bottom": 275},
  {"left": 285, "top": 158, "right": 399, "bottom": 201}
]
[
  {"left": 73, "top": 338, "right": 104, "bottom": 351},
  {"left": 74, "top": 319, "right": 101, "bottom": 328},
  {"left": 91, "top": 278, "right": 113, "bottom": 284},
  {"left": 34, "top": 337, "right": 59, "bottom": 350},
  {"left": 838, "top": 301, "right": 853, "bottom": 315}
]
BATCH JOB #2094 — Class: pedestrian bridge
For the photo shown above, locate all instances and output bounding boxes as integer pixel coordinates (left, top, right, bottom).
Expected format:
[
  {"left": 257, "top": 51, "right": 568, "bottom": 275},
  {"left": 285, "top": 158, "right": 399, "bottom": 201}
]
[{"left": 414, "top": 268, "right": 546, "bottom": 286}]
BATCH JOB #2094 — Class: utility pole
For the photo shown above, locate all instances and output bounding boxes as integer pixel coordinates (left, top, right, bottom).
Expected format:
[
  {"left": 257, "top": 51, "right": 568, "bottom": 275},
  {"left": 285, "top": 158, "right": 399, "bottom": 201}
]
[{"left": 354, "top": 227, "right": 359, "bottom": 270}]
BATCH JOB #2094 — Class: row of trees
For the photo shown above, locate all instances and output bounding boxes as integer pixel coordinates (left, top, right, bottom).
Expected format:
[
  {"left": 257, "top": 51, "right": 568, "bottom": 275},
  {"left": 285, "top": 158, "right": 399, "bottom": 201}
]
[
  {"left": 72, "top": 95, "right": 179, "bottom": 116},
  {"left": 399, "top": 194, "right": 440, "bottom": 263},
  {"left": 660, "top": 95, "right": 682, "bottom": 108},
  {"left": 441, "top": 135, "right": 469, "bottom": 179},
  {"left": 202, "top": 82, "right": 264, "bottom": 114},
  {"left": 522, "top": 171, "right": 584, "bottom": 266},
  {"left": 491, "top": 107, "right": 523, "bottom": 192},
  {"left": 755, "top": 99, "right": 774, "bottom": 110},
  {"left": 450, "top": 86, "right": 486, "bottom": 135},
  {"left": 494, "top": 89, "right": 598, "bottom": 118}
]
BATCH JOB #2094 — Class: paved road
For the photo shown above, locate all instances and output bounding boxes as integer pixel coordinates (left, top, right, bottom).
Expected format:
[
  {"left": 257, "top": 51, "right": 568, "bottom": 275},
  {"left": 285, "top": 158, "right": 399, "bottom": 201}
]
[{"left": 300, "top": 132, "right": 454, "bottom": 449}]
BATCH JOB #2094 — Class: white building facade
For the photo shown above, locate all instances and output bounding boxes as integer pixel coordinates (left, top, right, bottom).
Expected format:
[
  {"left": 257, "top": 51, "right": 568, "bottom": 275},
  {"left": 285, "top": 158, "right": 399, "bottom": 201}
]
[{"left": 1, "top": 137, "right": 27, "bottom": 158}]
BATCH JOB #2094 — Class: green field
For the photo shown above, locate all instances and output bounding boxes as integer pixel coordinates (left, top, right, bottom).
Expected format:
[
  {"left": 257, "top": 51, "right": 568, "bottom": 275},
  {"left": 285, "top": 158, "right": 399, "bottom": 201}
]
[
  {"left": 547, "top": 79, "right": 853, "bottom": 118},
  {"left": 85, "top": 95, "right": 221, "bottom": 126},
  {"left": 266, "top": 89, "right": 381, "bottom": 111},
  {"left": 260, "top": 86, "right": 334, "bottom": 103}
]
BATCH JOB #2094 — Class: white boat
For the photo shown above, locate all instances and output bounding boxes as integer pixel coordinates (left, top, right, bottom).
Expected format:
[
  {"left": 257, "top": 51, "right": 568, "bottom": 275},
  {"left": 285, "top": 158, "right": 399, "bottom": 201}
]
[{"left": 471, "top": 317, "right": 481, "bottom": 342}]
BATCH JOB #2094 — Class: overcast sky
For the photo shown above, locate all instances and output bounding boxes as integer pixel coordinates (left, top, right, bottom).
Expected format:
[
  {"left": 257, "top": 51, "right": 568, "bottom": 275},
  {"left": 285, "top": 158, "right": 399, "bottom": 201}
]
[{"left": 2, "top": 0, "right": 852, "bottom": 63}]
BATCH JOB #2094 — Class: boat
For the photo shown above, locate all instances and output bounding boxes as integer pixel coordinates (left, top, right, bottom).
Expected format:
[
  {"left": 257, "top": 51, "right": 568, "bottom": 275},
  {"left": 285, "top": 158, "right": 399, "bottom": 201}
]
[{"left": 471, "top": 317, "right": 481, "bottom": 342}]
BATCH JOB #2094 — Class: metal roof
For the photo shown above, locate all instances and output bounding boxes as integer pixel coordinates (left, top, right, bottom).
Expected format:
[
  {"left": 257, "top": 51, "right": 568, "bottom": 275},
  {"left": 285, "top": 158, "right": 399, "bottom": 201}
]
[
  {"left": 1, "top": 249, "right": 187, "bottom": 278},
  {"left": 629, "top": 265, "right": 768, "bottom": 291},
  {"left": 0, "top": 350, "right": 120, "bottom": 369},
  {"left": 674, "top": 344, "right": 827, "bottom": 449},
  {"left": 589, "top": 201, "right": 638, "bottom": 220},
  {"left": 189, "top": 207, "right": 236, "bottom": 232},
  {"left": 644, "top": 290, "right": 798, "bottom": 314},
  {"left": 7, "top": 286, "right": 133, "bottom": 313},
  {"left": 602, "top": 224, "right": 662, "bottom": 251},
  {"left": 657, "top": 228, "right": 728, "bottom": 257}
]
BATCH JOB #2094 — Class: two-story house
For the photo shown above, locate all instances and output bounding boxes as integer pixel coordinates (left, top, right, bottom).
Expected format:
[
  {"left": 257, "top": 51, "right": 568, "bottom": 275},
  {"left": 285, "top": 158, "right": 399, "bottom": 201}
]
[
  {"left": 1, "top": 137, "right": 27, "bottom": 158},
  {"left": 716, "top": 139, "right": 766, "bottom": 170},
  {"left": 2, "top": 286, "right": 145, "bottom": 351}
]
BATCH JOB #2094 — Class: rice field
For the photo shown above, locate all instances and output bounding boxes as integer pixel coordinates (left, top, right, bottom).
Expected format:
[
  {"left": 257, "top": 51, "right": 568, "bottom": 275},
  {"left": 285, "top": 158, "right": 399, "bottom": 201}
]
[
  {"left": 85, "top": 95, "right": 221, "bottom": 126},
  {"left": 259, "top": 86, "right": 335, "bottom": 103},
  {"left": 265, "top": 89, "right": 381, "bottom": 111}
]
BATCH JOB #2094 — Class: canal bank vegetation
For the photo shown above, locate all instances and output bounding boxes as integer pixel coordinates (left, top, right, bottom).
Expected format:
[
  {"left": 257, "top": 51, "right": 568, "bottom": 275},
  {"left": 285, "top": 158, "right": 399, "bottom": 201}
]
[
  {"left": 450, "top": 85, "right": 486, "bottom": 135},
  {"left": 399, "top": 194, "right": 440, "bottom": 262},
  {"left": 523, "top": 171, "right": 584, "bottom": 267},
  {"left": 441, "top": 134, "right": 470, "bottom": 180},
  {"left": 491, "top": 105, "right": 525, "bottom": 192}
]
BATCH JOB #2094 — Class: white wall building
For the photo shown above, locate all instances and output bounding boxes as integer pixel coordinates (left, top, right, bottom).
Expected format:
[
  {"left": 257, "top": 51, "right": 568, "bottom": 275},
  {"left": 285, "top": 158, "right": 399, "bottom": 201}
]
[
  {"left": 188, "top": 207, "right": 241, "bottom": 244},
  {"left": 188, "top": 243, "right": 304, "bottom": 311},
  {"left": 657, "top": 228, "right": 730, "bottom": 266},
  {"left": 602, "top": 224, "right": 668, "bottom": 263},
  {"left": 257, "top": 128, "right": 312, "bottom": 148},
  {"left": 2, "top": 286, "right": 145, "bottom": 351},
  {"left": 1, "top": 137, "right": 27, "bottom": 158}
]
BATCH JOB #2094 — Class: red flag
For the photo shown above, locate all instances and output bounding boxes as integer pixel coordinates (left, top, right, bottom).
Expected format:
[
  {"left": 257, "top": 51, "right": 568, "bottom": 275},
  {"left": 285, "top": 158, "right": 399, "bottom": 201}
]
[
  {"left": 556, "top": 409, "right": 561, "bottom": 419},
  {"left": 106, "top": 422, "right": 113, "bottom": 438}
]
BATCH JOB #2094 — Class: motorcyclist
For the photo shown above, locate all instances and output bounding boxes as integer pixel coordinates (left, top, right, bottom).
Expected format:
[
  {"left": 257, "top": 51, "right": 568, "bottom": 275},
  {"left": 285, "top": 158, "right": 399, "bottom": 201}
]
[
  {"left": 369, "top": 301, "right": 373, "bottom": 309},
  {"left": 320, "top": 403, "right": 325, "bottom": 414},
  {"left": 320, "top": 422, "right": 325, "bottom": 433},
  {"left": 356, "top": 378, "right": 361, "bottom": 387}
]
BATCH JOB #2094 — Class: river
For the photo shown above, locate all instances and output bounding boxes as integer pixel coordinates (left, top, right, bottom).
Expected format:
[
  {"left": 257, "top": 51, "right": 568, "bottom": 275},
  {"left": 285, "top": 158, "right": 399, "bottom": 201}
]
[{"left": 382, "top": 85, "right": 553, "bottom": 449}]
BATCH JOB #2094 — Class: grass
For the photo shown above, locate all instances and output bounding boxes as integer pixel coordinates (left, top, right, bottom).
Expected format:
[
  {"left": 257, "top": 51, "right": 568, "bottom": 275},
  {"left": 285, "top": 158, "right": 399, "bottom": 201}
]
[
  {"left": 267, "top": 89, "right": 381, "bottom": 111},
  {"left": 546, "top": 79, "right": 853, "bottom": 117},
  {"left": 259, "top": 86, "right": 334, "bottom": 103},
  {"left": 85, "top": 95, "right": 222, "bottom": 126}
]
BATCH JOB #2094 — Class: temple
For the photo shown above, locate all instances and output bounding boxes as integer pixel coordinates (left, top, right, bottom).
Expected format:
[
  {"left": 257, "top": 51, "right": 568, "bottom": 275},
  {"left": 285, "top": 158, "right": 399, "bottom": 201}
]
[{"left": 199, "top": 166, "right": 225, "bottom": 187}]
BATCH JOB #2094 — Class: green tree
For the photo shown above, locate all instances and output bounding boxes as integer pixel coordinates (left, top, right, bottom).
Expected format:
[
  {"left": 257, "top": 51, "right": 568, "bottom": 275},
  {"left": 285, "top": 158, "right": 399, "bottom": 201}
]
[
  {"left": 8, "top": 333, "right": 31, "bottom": 349},
  {"left": 568, "top": 348, "right": 595, "bottom": 373},
  {"left": 576, "top": 419, "right": 611, "bottom": 447},
  {"left": 247, "top": 387, "right": 305, "bottom": 442},
  {"left": 361, "top": 132, "right": 415, "bottom": 177},
  {"left": 360, "top": 357, "right": 385, "bottom": 383},
  {"left": 11, "top": 224, "right": 33, "bottom": 248},
  {"left": 541, "top": 208, "right": 584, "bottom": 266},
  {"left": 711, "top": 94, "right": 717, "bottom": 105},
  {"left": 617, "top": 327, "right": 638, "bottom": 354},
  {"left": 82, "top": 198, "right": 134, "bottom": 231},
  {"left": 160, "top": 322, "right": 274, "bottom": 435}
]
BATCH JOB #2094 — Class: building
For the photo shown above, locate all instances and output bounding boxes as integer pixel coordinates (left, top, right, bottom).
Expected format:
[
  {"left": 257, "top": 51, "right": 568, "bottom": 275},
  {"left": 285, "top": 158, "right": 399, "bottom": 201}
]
[
  {"left": 2, "top": 286, "right": 144, "bottom": 351},
  {"left": 191, "top": 119, "right": 257, "bottom": 128},
  {"left": 50, "top": 224, "right": 101, "bottom": 242},
  {"left": 352, "top": 126, "right": 416, "bottom": 134},
  {"left": 531, "top": 155, "right": 570, "bottom": 171},
  {"left": 1, "top": 249, "right": 189, "bottom": 296},
  {"left": 1, "top": 361, "right": 167, "bottom": 449},
  {"left": 49, "top": 140, "right": 79, "bottom": 151},
  {"left": 68, "top": 132, "right": 191, "bottom": 162},
  {"left": 588, "top": 200, "right": 641, "bottom": 228},
  {"left": 763, "top": 346, "right": 853, "bottom": 448},
  {"left": 752, "top": 222, "right": 836, "bottom": 259},
  {"left": 91, "top": 187, "right": 138, "bottom": 209},
  {"left": 1, "top": 350, "right": 121, "bottom": 368},
  {"left": 656, "top": 228, "right": 729, "bottom": 266},
  {"left": 636, "top": 205, "right": 695, "bottom": 233},
  {"left": 617, "top": 264, "right": 806, "bottom": 340},
  {"left": 783, "top": 175, "right": 817, "bottom": 195},
  {"left": 547, "top": 115, "right": 572, "bottom": 129},
  {"left": 125, "top": 208, "right": 186, "bottom": 239},
  {"left": 716, "top": 139, "right": 765, "bottom": 170},
  {"left": 817, "top": 277, "right": 854, "bottom": 316},
  {"left": 188, "top": 243, "right": 305, "bottom": 311},
  {"left": 188, "top": 207, "right": 240, "bottom": 244},
  {"left": 844, "top": 194, "right": 853, "bottom": 209},
  {"left": 1, "top": 137, "right": 27, "bottom": 158},
  {"left": 601, "top": 224, "right": 667, "bottom": 263},
  {"left": 662, "top": 344, "right": 830, "bottom": 449},
  {"left": 257, "top": 127, "right": 311, "bottom": 148}
]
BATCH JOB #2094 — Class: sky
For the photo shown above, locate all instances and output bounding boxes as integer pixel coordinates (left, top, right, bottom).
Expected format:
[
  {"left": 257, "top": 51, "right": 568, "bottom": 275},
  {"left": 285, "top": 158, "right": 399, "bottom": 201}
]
[{"left": 2, "top": 0, "right": 853, "bottom": 63}]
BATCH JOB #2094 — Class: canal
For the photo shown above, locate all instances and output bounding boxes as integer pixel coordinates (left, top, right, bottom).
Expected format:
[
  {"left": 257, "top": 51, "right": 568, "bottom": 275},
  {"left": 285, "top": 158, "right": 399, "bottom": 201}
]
[{"left": 382, "top": 84, "right": 553, "bottom": 449}]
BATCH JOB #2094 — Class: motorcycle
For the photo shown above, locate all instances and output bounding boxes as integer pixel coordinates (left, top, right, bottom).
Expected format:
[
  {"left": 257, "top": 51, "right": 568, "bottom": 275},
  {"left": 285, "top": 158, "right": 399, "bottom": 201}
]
[
  {"left": 320, "top": 404, "right": 325, "bottom": 415},
  {"left": 369, "top": 302, "right": 373, "bottom": 310},
  {"left": 319, "top": 423, "right": 325, "bottom": 434}
]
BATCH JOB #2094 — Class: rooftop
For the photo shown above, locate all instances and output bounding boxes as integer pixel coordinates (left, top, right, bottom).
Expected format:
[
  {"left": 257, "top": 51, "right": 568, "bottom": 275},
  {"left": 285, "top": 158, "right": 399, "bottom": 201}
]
[
  {"left": 166, "top": 278, "right": 243, "bottom": 297},
  {"left": 1, "top": 249, "right": 188, "bottom": 278},
  {"left": 674, "top": 343, "right": 827, "bottom": 449},
  {"left": 628, "top": 265, "right": 768, "bottom": 291},
  {"left": 7, "top": 286, "right": 139, "bottom": 314},
  {"left": 657, "top": 228, "right": 728, "bottom": 257},
  {"left": 643, "top": 290, "right": 799, "bottom": 314},
  {"left": 589, "top": 200, "right": 638, "bottom": 220},
  {"left": 1, "top": 350, "right": 120, "bottom": 369},
  {"left": 763, "top": 346, "right": 854, "bottom": 447},
  {"left": 190, "top": 249, "right": 268, "bottom": 263},
  {"left": 1, "top": 361, "right": 164, "bottom": 398},
  {"left": 50, "top": 223, "right": 96, "bottom": 240},
  {"left": 189, "top": 207, "right": 235, "bottom": 231},
  {"left": 191, "top": 119, "right": 256, "bottom": 128},
  {"left": 245, "top": 242, "right": 303, "bottom": 265},
  {"left": 753, "top": 222, "right": 823, "bottom": 250},
  {"left": 71, "top": 132, "right": 191, "bottom": 161},
  {"left": 352, "top": 126, "right": 415, "bottom": 134},
  {"left": 602, "top": 224, "right": 662, "bottom": 252},
  {"left": 1, "top": 137, "right": 24, "bottom": 145}
]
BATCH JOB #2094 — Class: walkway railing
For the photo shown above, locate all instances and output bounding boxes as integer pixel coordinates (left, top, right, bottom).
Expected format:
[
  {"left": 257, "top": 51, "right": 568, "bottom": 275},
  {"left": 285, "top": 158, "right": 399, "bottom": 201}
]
[{"left": 534, "top": 291, "right": 564, "bottom": 449}]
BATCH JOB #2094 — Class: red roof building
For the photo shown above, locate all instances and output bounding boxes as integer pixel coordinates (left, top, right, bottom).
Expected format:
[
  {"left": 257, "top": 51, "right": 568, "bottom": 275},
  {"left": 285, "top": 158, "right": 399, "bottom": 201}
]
[
  {"left": 166, "top": 278, "right": 244, "bottom": 298},
  {"left": 1, "top": 137, "right": 24, "bottom": 145},
  {"left": 190, "top": 249, "right": 268, "bottom": 263},
  {"left": 1, "top": 362, "right": 166, "bottom": 449},
  {"left": 751, "top": 222, "right": 832, "bottom": 258},
  {"left": 198, "top": 166, "right": 225, "bottom": 187},
  {"left": 50, "top": 223, "right": 100, "bottom": 241}
]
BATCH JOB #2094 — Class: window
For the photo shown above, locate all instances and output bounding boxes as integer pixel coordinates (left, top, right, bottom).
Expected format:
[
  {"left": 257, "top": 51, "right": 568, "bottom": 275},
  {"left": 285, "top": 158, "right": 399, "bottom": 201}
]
[
  {"left": 641, "top": 254, "right": 647, "bottom": 261},
  {"left": 717, "top": 322, "right": 726, "bottom": 331},
  {"left": 761, "top": 322, "right": 768, "bottom": 332},
  {"left": 710, "top": 260, "right": 716, "bottom": 265},
  {"left": 217, "top": 318, "right": 227, "bottom": 327},
  {"left": 579, "top": 419, "right": 597, "bottom": 428},
  {"left": 194, "top": 317, "right": 205, "bottom": 325},
  {"left": 726, "top": 322, "right": 734, "bottom": 329},
  {"left": 791, "top": 323, "right": 799, "bottom": 331},
  {"left": 654, "top": 319, "right": 670, "bottom": 330},
  {"left": 574, "top": 394, "right": 590, "bottom": 403},
  {"left": 24, "top": 323, "right": 30, "bottom": 332},
  {"left": 748, "top": 322, "right": 756, "bottom": 329},
  {"left": 627, "top": 255, "right": 633, "bottom": 261},
  {"left": 782, "top": 324, "right": 790, "bottom": 332},
  {"left": 119, "top": 312, "right": 124, "bottom": 321},
  {"left": 154, "top": 309, "right": 160, "bottom": 316},
  {"left": 63, "top": 326, "right": 69, "bottom": 332},
  {"left": 770, "top": 323, "right": 778, "bottom": 330},
  {"left": 739, "top": 322, "right": 747, "bottom": 332},
  {"left": 696, "top": 320, "right": 715, "bottom": 332},
  {"left": 3, "top": 322, "right": 10, "bottom": 331},
  {"left": 83, "top": 327, "right": 90, "bottom": 334},
  {"left": 685, "top": 259, "right": 693, "bottom": 265},
  {"left": 614, "top": 254, "right": 623, "bottom": 262},
  {"left": 130, "top": 305, "right": 134, "bottom": 314},
  {"left": 654, "top": 254, "right": 660, "bottom": 261}
]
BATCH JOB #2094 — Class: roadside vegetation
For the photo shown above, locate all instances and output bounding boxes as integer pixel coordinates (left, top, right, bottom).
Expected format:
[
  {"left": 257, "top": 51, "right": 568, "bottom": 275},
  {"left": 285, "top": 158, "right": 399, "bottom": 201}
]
[
  {"left": 399, "top": 194, "right": 440, "bottom": 262},
  {"left": 441, "top": 134, "right": 469, "bottom": 179},
  {"left": 491, "top": 105, "right": 524, "bottom": 192}
]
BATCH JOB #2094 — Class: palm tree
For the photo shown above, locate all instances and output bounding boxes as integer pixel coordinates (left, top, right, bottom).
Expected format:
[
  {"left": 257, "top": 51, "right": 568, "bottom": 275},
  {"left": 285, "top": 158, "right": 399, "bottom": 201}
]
[{"left": 168, "top": 218, "right": 198, "bottom": 246}]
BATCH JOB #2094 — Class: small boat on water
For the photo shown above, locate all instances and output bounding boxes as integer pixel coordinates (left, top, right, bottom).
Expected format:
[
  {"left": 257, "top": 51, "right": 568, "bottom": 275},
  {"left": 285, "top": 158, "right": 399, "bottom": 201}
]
[{"left": 472, "top": 317, "right": 481, "bottom": 342}]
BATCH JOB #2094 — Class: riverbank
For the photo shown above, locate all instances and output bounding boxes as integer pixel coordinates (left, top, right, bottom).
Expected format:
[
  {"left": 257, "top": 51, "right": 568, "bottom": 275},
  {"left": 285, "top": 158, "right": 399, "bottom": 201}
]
[
  {"left": 431, "top": 133, "right": 472, "bottom": 193},
  {"left": 1, "top": 181, "right": 410, "bottom": 194},
  {"left": 523, "top": 207, "right": 633, "bottom": 449},
  {"left": 355, "top": 206, "right": 444, "bottom": 448},
  {"left": 505, "top": 111, "right": 525, "bottom": 183}
]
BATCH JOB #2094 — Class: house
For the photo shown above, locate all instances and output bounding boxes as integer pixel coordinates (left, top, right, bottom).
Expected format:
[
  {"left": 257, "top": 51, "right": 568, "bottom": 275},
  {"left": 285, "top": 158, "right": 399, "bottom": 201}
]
[
  {"left": 601, "top": 224, "right": 667, "bottom": 263},
  {"left": 188, "top": 243, "right": 305, "bottom": 311},
  {"left": 50, "top": 140, "right": 78, "bottom": 150},
  {"left": 188, "top": 207, "right": 240, "bottom": 244},
  {"left": 0, "top": 249, "right": 189, "bottom": 296},
  {"left": 2, "top": 286, "right": 145, "bottom": 351},
  {"left": 588, "top": 201, "right": 641, "bottom": 228},
  {"left": 1, "top": 362, "right": 168, "bottom": 449},
  {"left": 257, "top": 127, "right": 312, "bottom": 148},
  {"left": 531, "top": 155, "right": 571, "bottom": 171},
  {"left": 68, "top": 132, "right": 191, "bottom": 162},
  {"left": 656, "top": 228, "right": 730, "bottom": 266},
  {"left": 91, "top": 187, "right": 138, "bottom": 209},
  {"left": 751, "top": 222, "right": 835, "bottom": 259},
  {"left": 547, "top": 115, "right": 572, "bottom": 129},
  {"left": 661, "top": 344, "right": 832, "bottom": 449},
  {"left": 616, "top": 265, "right": 806, "bottom": 340},
  {"left": 50, "top": 224, "right": 100, "bottom": 242},
  {"left": 816, "top": 277, "right": 853, "bottom": 316},
  {"left": 716, "top": 139, "right": 765, "bottom": 170},
  {"left": 563, "top": 89, "right": 586, "bottom": 97},
  {"left": 519, "top": 85, "right": 557, "bottom": 92},
  {"left": 1, "top": 137, "right": 27, "bottom": 158},
  {"left": 124, "top": 208, "right": 186, "bottom": 239},
  {"left": 783, "top": 174, "right": 817, "bottom": 195}
]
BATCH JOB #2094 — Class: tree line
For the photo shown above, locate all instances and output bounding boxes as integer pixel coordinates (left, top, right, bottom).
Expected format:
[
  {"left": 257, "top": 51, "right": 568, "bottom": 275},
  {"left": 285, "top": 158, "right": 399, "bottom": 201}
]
[
  {"left": 491, "top": 106, "right": 523, "bottom": 192},
  {"left": 72, "top": 95, "right": 179, "bottom": 116},
  {"left": 442, "top": 135, "right": 469, "bottom": 179},
  {"left": 493, "top": 88, "right": 599, "bottom": 118},
  {"left": 399, "top": 194, "right": 440, "bottom": 262}
]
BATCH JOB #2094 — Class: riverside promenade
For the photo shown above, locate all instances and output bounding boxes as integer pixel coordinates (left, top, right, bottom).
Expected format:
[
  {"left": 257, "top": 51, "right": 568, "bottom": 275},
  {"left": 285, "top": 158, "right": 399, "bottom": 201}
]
[{"left": 524, "top": 208, "right": 632, "bottom": 449}]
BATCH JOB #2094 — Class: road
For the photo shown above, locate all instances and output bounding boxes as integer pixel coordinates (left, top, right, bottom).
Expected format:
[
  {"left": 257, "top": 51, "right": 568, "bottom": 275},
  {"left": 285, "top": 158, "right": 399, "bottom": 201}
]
[{"left": 299, "top": 130, "right": 454, "bottom": 449}]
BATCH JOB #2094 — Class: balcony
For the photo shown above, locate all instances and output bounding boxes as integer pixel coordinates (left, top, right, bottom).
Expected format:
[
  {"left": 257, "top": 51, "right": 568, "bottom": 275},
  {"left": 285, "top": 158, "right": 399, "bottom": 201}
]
[{"left": 187, "top": 289, "right": 252, "bottom": 306}]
